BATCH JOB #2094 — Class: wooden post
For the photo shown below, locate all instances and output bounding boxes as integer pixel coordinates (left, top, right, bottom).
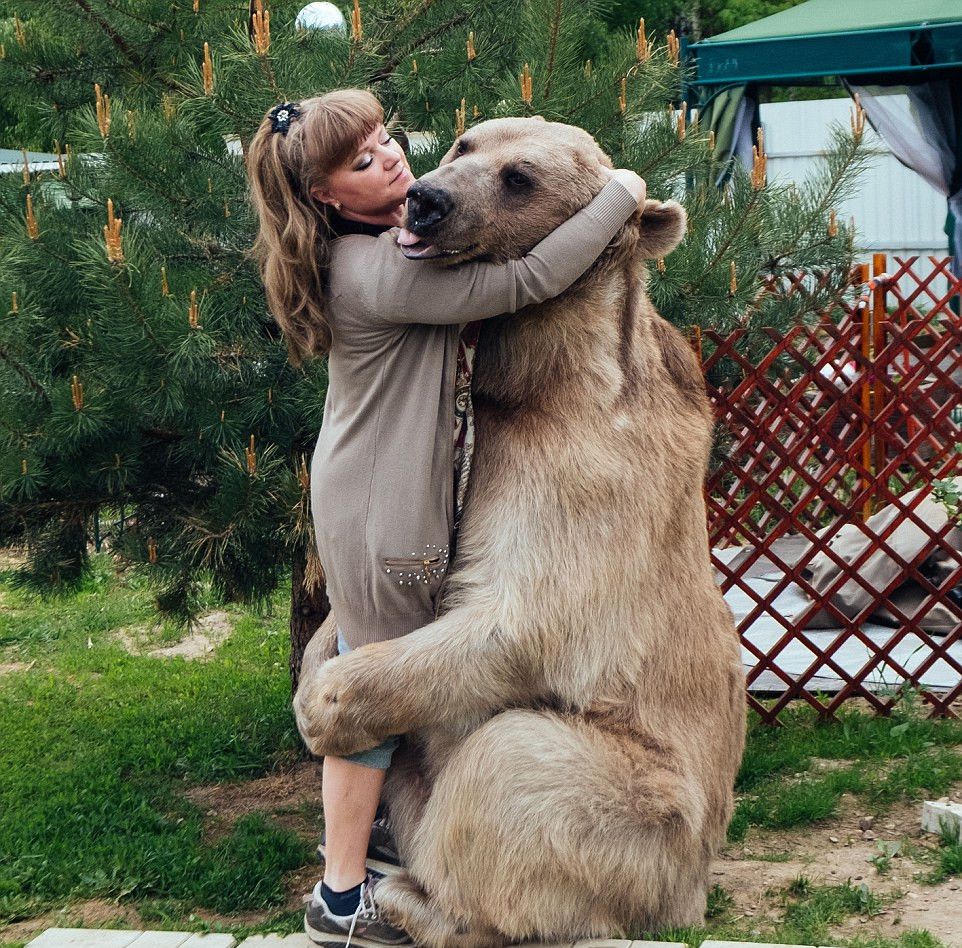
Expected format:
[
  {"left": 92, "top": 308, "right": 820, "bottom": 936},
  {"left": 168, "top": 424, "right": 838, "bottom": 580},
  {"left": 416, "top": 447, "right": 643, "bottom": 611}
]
[
  {"left": 872, "top": 253, "right": 888, "bottom": 491},
  {"left": 857, "top": 262, "right": 873, "bottom": 520}
]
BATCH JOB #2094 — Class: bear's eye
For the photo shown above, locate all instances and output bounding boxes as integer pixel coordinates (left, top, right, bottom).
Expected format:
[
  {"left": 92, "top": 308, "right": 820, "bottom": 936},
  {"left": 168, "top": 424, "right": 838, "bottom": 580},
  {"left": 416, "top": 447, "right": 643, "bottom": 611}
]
[
  {"left": 454, "top": 139, "right": 469, "bottom": 156},
  {"left": 503, "top": 169, "right": 532, "bottom": 190}
]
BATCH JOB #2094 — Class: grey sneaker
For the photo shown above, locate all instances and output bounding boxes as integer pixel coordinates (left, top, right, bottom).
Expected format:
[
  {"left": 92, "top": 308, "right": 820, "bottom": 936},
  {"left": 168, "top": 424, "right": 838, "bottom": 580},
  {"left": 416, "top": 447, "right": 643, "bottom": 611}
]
[
  {"left": 304, "top": 875, "right": 412, "bottom": 948},
  {"left": 318, "top": 816, "right": 402, "bottom": 877}
]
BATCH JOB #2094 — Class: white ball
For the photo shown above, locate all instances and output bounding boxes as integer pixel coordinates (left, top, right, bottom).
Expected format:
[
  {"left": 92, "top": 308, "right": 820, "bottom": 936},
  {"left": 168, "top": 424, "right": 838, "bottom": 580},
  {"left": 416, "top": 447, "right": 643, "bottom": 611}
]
[{"left": 296, "top": 2, "right": 347, "bottom": 32}]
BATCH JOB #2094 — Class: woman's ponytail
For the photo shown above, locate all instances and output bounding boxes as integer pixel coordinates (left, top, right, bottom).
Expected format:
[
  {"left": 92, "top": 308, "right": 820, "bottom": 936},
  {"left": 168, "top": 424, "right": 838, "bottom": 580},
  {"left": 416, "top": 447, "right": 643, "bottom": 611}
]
[{"left": 246, "top": 89, "right": 384, "bottom": 366}]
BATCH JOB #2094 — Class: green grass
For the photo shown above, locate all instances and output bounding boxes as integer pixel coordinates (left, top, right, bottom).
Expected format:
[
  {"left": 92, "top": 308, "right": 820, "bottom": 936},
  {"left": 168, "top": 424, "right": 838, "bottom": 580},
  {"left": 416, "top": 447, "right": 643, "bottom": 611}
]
[
  {"left": 933, "top": 840, "right": 962, "bottom": 882},
  {"left": 651, "top": 876, "right": 941, "bottom": 948},
  {"left": 752, "top": 851, "right": 793, "bottom": 862},
  {"left": 780, "top": 876, "right": 883, "bottom": 934},
  {"left": 729, "top": 700, "right": 962, "bottom": 841},
  {"left": 923, "top": 826, "right": 962, "bottom": 885},
  {"left": 1, "top": 550, "right": 960, "bottom": 947},
  {"left": 705, "top": 883, "right": 735, "bottom": 919},
  {"left": 0, "top": 554, "right": 311, "bottom": 932}
]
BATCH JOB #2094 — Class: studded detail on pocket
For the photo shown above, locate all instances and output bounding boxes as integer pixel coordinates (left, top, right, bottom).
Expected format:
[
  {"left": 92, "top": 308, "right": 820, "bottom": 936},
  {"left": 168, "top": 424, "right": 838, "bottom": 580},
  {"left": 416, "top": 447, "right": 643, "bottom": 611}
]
[{"left": 383, "top": 546, "right": 448, "bottom": 587}]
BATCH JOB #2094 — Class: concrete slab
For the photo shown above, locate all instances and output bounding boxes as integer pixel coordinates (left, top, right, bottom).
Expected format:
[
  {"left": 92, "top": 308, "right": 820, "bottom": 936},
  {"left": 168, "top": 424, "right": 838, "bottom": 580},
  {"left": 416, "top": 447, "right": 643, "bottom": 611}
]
[
  {"left": 126, "top": 935, "right": 194, "bottom": 947},
  {"left": 702, "top": 943, "right": 817, "bottom": 948},
  {"left": 235, "top": 936, "right": 309, "bottom": 946},
  {"left": 922, "top": 799, "right": 962, "bottom": 843},
  {"left": 176, "top": 936, "right": 238, "bottom": 948},
  {"left": 513, "top": 940, "right": 688, "bottom": 948},
  {"left": 26, "top": 928, "right": 840, "bottom": 948},
  {"left": 27, "top": 931, "right": 144, "bottom": 948},
  {"left": 509, "top": 942, "right": 684, "bottom": 948},
  {"left": 572, "top": 940, "right": 631, "bottom": 948},
  {"left": 26, "top": 930, "right": 238, "bottom": 948},
  {"left": 24, "top": 931, "right": 834, "bottom": 948}
]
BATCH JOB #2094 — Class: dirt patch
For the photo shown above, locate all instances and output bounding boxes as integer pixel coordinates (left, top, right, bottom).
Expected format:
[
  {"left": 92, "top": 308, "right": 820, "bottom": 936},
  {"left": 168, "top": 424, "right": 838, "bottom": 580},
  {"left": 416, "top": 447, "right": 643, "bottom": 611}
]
[
  {"left": 114, "top": 610, "right": 233, "bottom": 660},
  {"left": 0, "top": 547, "right": 27, "bottom": 571},
  {"left": 0, "top": 661, "right": 34, "bottom": 676},
  {"left": 810, "top": 756, "right": 854, "bottom": 772},
  {"left": 0, "top": 894, "right": 301, "bottom": 946},
  {"left": 284, "top": 861, "right": 323, "bottom": 908},
  {"left": 1, "top": 898, "right": 145, "bottom": 945},
  {"left": 713, "top": 786, "right": 962, "bottom": 944},
  {"left": 185, "top": 759, "right": 324, "bottom": 845}
]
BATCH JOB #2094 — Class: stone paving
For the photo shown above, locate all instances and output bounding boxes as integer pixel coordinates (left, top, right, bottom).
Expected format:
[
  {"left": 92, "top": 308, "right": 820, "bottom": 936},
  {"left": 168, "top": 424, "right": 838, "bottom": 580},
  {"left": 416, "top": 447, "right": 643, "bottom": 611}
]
[
  {"left": 24, "top": 930, "right": 840, "bottom": 948},
  {"left": 25, "top": 933, "right": 237, "bottom": 947}
]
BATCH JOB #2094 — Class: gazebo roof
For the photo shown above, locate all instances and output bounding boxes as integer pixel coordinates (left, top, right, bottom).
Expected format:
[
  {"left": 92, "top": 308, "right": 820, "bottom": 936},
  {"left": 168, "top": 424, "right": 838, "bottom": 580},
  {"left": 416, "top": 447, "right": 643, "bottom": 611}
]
[{"left": 691, "top": 0, "right": 962, "bottom": 86}]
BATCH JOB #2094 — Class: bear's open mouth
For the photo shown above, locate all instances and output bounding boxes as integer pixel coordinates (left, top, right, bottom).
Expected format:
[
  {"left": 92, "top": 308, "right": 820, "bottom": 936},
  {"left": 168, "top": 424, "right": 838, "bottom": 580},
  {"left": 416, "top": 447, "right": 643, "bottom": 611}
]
[{"left": 396, "top": 227, "right": 473, "bottom": 260}]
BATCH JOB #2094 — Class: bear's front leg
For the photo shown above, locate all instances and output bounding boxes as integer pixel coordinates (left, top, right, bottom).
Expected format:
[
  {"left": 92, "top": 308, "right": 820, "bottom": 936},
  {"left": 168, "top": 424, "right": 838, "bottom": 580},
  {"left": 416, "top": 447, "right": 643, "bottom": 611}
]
[
  {"left": 293, "top": 607, "right": 539, "bottom": 757},
  {"left": 294, "top": 646, "right": 399, "bottom": 757}
]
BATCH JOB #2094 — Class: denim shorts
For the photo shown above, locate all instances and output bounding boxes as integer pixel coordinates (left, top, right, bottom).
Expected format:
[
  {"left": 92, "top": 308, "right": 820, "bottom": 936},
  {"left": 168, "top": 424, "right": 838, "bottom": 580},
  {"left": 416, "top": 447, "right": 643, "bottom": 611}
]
[{"left": 335, "top": 627, "right": 401, "bottom": 770}]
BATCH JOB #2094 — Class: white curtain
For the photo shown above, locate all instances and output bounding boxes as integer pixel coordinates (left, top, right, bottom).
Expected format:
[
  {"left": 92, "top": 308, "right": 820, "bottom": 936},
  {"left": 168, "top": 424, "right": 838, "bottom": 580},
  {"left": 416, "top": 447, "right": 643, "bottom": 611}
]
[{"left": 845, "top": 78, "right": 962, "bottom": 283}]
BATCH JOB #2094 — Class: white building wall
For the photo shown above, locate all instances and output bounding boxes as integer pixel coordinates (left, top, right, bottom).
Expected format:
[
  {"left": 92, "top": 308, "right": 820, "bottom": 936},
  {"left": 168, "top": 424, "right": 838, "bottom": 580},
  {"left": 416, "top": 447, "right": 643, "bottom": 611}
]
[{"left": 760, "top": 96, "right": 951, "bottom": 300}]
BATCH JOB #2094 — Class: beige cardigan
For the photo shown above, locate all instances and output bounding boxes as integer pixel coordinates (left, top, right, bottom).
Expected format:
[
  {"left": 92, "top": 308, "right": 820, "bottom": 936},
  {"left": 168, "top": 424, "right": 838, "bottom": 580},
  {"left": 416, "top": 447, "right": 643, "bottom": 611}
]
[{"left": 310, "top": 178, "right": 638, "bottom": 649}]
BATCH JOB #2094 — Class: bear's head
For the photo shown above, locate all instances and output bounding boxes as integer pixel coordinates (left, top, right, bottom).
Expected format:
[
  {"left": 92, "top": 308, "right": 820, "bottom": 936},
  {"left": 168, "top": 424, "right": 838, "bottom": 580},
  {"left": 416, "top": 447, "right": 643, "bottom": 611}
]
[{"left": 397, "top": 116, "right": 685, "bottom": 268}]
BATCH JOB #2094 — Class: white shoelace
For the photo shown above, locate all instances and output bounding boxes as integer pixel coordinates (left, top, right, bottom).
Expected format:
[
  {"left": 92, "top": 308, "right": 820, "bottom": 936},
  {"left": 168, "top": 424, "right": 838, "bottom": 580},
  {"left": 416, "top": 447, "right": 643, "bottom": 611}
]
[{"left": 345, "top": 880, "right": 379, "bottom": 948}]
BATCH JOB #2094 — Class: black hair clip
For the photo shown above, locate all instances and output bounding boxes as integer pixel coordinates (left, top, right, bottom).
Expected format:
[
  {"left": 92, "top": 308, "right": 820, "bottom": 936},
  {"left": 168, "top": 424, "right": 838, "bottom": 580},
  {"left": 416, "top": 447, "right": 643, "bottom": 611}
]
[{"left": 269, "top": 102, "right": 301, "bottom": 135}]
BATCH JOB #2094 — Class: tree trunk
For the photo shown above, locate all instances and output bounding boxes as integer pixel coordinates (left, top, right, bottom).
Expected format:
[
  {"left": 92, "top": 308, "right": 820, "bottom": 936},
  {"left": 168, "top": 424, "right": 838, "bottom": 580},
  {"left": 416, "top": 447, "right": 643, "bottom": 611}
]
[{"left": 289, "top": 547, "right": 330, "bottom": 695}]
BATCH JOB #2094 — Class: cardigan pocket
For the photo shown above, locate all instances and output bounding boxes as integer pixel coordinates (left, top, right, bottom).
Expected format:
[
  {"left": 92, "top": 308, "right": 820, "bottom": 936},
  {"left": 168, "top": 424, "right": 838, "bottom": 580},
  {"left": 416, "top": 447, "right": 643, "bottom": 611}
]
[{"left": 382, "top": 549, "right": 448, "bottom": 588}]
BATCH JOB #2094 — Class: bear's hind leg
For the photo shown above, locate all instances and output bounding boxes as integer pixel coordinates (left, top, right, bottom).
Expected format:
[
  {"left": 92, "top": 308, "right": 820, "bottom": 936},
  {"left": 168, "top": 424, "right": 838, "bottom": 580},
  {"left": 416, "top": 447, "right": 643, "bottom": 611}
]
[
  {"left": 396, "top": 709, "right": 712, "bottom": 945},
  {"left": 375, "top": 871, "right": 506, "bottom": 948}
]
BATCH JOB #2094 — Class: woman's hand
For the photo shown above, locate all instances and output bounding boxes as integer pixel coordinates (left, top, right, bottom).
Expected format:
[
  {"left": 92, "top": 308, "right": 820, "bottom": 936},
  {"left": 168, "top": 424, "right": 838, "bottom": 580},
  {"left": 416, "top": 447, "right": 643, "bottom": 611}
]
[{"left": 599, "top": 166, "right": 647, "bottom": 207}]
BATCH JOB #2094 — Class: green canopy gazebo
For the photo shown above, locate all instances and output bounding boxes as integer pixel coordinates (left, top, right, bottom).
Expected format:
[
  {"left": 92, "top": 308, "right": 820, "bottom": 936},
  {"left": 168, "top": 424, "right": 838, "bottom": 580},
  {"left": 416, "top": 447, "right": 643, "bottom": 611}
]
[{"left": 689, "top": 0, "right": 962, "bottom": 283}]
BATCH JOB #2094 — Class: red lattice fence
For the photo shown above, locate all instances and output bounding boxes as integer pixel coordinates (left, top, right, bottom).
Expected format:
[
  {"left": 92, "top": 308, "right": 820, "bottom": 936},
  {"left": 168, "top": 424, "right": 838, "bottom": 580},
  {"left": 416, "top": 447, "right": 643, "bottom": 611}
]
[{"left": 704, "top": 255, "right": 962, "bottom": 722}]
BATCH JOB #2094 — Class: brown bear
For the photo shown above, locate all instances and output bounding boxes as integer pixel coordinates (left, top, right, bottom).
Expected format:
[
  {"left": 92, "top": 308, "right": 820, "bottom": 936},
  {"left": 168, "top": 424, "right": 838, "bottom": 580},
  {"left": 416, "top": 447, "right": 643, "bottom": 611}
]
[{"left": 294, "top": 116, "right": 746, "bottom": 945}]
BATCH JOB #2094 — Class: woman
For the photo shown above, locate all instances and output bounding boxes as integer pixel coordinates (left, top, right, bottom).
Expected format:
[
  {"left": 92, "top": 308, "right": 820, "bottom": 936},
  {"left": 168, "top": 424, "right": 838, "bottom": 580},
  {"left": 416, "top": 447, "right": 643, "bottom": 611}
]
[{"left": 246, "top": 89, "right": 644, "bottom": 948}]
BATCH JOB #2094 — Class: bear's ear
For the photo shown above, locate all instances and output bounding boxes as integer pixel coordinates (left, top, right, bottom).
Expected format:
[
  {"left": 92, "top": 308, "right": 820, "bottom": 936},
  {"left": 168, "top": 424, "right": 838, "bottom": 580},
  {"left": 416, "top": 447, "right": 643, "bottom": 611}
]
[
  {"left": 530, "top": 115, "right": 547, "bottom": 122},
  {"left": 637, "top": 199, "right": 686, "bottom": 259}
]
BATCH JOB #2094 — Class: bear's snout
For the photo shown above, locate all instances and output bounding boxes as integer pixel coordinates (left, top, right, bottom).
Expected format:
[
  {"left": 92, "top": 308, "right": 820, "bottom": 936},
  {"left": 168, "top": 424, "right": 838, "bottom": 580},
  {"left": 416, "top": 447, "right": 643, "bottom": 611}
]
[{"left": 406, "top": 182, "right": 454, "bottom": 235}]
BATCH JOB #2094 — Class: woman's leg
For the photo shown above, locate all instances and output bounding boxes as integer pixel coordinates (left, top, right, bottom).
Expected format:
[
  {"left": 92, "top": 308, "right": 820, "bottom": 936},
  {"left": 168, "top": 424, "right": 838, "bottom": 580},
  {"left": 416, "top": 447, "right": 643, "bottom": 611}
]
[
  {"left": 321, "top": 626, "right": 401, "bottom": 891},
  {"left": 304, "top": 627, "right": 413, "bottom": 945},
  {"left": 321, "top": 754, "right": 386, "bottom": 890}
]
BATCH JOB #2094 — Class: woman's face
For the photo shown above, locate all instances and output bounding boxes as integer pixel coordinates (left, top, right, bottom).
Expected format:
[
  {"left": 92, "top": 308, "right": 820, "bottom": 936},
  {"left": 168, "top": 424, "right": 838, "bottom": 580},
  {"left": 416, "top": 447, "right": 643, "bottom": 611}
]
[{"left": 313, "top": 123, "right": 413, "bottom": 215}]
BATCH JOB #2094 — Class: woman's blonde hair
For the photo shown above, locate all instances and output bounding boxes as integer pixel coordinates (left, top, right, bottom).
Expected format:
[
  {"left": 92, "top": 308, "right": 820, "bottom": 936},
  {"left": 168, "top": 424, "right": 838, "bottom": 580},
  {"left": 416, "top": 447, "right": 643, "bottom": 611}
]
[{"left": 246, "top": 88, "right": 385, "bottom": 366}]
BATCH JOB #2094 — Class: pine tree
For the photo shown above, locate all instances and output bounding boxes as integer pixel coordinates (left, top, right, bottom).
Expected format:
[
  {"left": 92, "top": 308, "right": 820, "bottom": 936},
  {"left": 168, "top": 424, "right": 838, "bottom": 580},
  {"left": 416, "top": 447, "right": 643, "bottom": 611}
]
[{"left": 0, "top": 0, "right": 868, "bottom": 687}]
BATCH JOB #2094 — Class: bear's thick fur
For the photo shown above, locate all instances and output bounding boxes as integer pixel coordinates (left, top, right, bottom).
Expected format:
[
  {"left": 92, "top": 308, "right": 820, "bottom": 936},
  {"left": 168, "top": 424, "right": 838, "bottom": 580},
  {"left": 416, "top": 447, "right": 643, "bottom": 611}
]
[{"left": 294, "top": 117, "right": 746, "bottom": 945}]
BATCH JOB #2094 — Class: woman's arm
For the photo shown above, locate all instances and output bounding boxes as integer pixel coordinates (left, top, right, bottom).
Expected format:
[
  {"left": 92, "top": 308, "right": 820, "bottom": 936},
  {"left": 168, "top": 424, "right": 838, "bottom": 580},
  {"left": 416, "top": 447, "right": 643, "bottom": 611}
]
[{"left": 349, "top": 178, "right": 639, "bottom": 326}]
